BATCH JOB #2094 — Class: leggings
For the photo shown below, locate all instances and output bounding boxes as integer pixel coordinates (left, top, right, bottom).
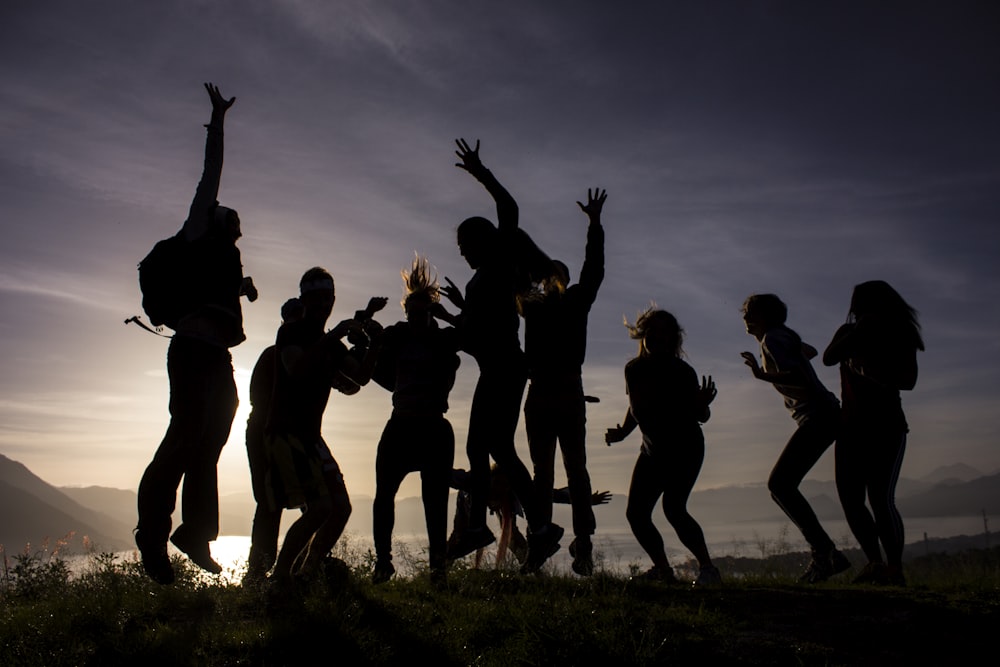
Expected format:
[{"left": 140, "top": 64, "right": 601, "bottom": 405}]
[
  {"left": 836, "top": 421, "right": 907, "bottom": 568},
  {"left": 625, "top": 439, "right": 711, "bottom": 568},
  {"left": 466, "top": 358, "right": 540, "bottom": 531},
  {"left": 767, "top": 406, "right": 839, "bottom": 553},
  {"left": 373, "top": 414, "right": 454, "bottom": 570}
]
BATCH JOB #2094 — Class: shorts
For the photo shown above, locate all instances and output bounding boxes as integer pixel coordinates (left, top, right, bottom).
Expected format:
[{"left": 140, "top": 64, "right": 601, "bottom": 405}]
[{"left": 264, "top": 432, "right": 343, "bottom": 511}]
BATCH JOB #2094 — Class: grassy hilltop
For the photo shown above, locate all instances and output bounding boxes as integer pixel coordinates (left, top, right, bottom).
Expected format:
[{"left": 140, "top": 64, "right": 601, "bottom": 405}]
[{"left": 2, "top": 538, "right": 998, "bottom": 666}]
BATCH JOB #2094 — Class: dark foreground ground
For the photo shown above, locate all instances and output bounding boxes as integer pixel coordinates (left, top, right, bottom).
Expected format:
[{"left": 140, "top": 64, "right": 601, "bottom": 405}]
[{"left": 2, "top": 548, "right": 999, "bottom": 665}]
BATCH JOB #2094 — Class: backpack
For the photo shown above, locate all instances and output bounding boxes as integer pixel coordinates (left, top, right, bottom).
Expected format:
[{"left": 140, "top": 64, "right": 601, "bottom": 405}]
[{"left": 138, "top": 232, "right": 191, "bottom": 329}]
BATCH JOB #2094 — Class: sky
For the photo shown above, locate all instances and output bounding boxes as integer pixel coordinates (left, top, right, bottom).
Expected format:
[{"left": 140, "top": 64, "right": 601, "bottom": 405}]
[{"left": 1, "top": 1, "right": 998, "bottom": 510}]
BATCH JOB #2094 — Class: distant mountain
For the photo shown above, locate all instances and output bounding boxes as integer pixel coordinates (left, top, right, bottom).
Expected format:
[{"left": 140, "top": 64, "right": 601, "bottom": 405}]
[
  {"left": 898, "top": 472, "right": 1000, "bottom": 517},
  {"left": 920, "top": 463, "right": 986, "bottom": 485},
  {"left": 0, "top": 454, "right": 133, "bottom": 553},
  {"left": 4, "top": 452, "right": 999, "bottom": 556}
]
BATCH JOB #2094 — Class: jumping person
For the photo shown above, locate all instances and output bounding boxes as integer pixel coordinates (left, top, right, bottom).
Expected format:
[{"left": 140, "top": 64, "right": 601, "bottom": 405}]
[
  {"left": 740, "top": 294, "right": 850, "bottom": 583},
  {"left": 369, "top": 256, "right": 461, "bottom": 584},
  {"left": 135, "top": 83, "right": 256, "bottom": 584},
  {"left": 440, "top": 138, "right": 564, "bottom": 573},
  {"left": 520, "top": 188, "right": 606, "bottom": 576},
  {"left": 605, "top": 308, "right": 721, "bottom": 586},
  {"left": 265, "top": 268, "right": 385, "bottom": 586},
  {"left": 823, "top": 280, "right": 923, "bottom": 586},
  {"left": 243, "top": 298, "right": 303, "bottom": 586}
]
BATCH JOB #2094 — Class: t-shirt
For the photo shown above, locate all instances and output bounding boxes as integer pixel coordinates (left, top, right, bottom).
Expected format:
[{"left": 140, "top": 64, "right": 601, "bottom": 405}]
[
  {"left": 625, "top": 354, "right": 705, "bottom": 455},
  {"left": 373, "top": 321, "right": 460, "bottom": 415},
  {"left": 759, "top": 326, "right": 838, "bottom": 423},
  {"left": 267, "top": 319, "right": 348, "bottom": 441}
]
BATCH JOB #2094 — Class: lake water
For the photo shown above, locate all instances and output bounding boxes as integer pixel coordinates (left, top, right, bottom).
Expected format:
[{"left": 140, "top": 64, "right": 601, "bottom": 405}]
[{"left": 76, "top": 512, "right": 995, "bottom": 581}]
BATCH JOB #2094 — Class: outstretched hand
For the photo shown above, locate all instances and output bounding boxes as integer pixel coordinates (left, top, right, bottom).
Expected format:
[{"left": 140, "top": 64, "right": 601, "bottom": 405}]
[
  {"left": 577, "top": 188, "right": 607, "bottom": 220},
  {"left": 441, "top": 276, "right": 465, "bottom": 310},
  {"left": 454, "top": 138, "right": 483, "bottom": 174},
  {"left": 591, "top": 490, "right": 612, "bottom": 506},
  {"left": 605, "top": 425, "right": 628, "bottom": 446},
  {"left": 363, "top": 296, "right": 389, "bottom": 318},
  {"left": 740, "top": 351, "right": 763, "bottom": 379},
  {"left": 204, "top": 82, "right": 235, "bottom": 115},
  {"left": 698, "top": 375, "right": 718, "bottom": 406}
]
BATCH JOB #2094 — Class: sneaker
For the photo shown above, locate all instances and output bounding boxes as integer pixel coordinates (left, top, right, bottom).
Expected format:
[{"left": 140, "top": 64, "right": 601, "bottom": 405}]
[
  {"left": 569, "top": 537, "right": 594, "bottom": 577},
  {"left": 170, "top": 531, "right": 223, "bottom": 574},
  {"left": 135, "top": 530, "right": 174, "bottom": 585},
  {"left": 800, "top": 548, "right": 851, "bottom": 584},
  {"left": 631, "top": 565, "right": 679, "bottom": 584},
  {"left": 885, "top": 565, "right": 907, "bottom": 587},
  {"left": 446, "top": 526, "right": 497, "bottom": 562},
  {"left": 372, "top": 558, "right": 395, "bottom": 585},
  {"left": 694, "top": 564, "right": 722, "bottom": 587},
  {"left": 852, "top": 561, "right": 890, "bottom": 585},
  {"left": 521, "top": 523, "right": 564, "bottom": 574},
  {"left": 830, "top": 549, "right": 852, "bottom": 576}
]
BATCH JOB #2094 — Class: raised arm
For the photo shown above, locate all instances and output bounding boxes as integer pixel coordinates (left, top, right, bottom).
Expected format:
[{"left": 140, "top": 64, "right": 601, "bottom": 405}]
[
  {"left": 183, "top": 82, "right": 236, "bottom": 241},
  {"left": 575, "top": 188, "right": 606, "bottom": 302},
  {"left": 455, "top": 138, "right": 518, "bottom": 232}
]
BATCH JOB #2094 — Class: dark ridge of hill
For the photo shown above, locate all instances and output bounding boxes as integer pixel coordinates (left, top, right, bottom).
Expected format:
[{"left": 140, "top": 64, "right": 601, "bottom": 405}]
[
  {"left": 59, "top": 486, "right": 138, "bottom": 528},
  {"left": 920, "top": 462, "right": 986, "bottom": 484},
  {"left": 0, "top": 454, "right": 133, "bottom": 552},
  {"left": 897, "top": 472, "right": 1000, "bottom": 517},
  {"left": 0, "top": 481, "right": 130, "bottom": 552}
]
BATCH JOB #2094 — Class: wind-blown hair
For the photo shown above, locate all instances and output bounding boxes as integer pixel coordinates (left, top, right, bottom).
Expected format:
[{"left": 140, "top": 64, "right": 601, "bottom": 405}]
[
  {"left": 401, "top": 254, "right": 440, "bottom": 311},
  {"left": 625, "top": 305, "right": 684, "bottom": 358},
  {"left": 848, "top": 280, "right": 925, "bottom": 351}
]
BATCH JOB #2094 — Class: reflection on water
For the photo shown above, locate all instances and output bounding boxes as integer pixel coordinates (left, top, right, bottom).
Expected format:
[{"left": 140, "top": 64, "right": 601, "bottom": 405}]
[{"left": 69, "top": 514, "right": 994, "bottom": 579}]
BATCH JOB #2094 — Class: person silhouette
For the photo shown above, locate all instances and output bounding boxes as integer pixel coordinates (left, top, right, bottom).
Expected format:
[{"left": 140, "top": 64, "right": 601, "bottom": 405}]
[
  {"left": 264, "top": 268, "right": 386, "bottom": 586},
  {"left": 740, "top": 294, "right": 850, "bottom": 583},
  {"left": 242, "top": 298, "right": 303, "bottom": 585},
  {"left": 605, "top": 308, "right": 721, "bottom": 586},
  {"left": 823, "top": 280, "right": 923, "bottom": 586},
  {"left": 447, "top": 464, "right": 612, "bottom": 569},
  {"left": 135, "top": 83, "right": 256, "bottom": 584},
  {"left": 440, "top": 138, "right": 564, "bottom": 574},
  {"left": 520, "top": 188, "right": 606, "bottom": 576},
  {"left": 368, "top": 256, "right": 461, "bottom": 584}
]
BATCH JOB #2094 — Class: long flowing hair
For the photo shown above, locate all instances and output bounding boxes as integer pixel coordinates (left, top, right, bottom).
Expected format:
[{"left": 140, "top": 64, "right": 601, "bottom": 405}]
[{"left": 848, "top": 280, "right": 925, "bottom": 351}]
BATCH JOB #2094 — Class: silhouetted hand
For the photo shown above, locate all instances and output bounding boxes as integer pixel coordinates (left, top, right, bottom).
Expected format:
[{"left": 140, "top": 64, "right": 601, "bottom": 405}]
[
  {"left": 441, "top": 276, "right": 465, "bottom": 310},
  {"left": 326, "top": 318, "right": 360, "bottom": 341},
  {"left": 240, "top": 276, "right": 258, "bottom": 302},
  {"left": 698, "top": 375, "right": 718, "bottom": 405},
  {"left": 605, "top": 425, "right": 628, "bottom": 445},
  {"left": 204, "top": 82, "right": 235, "bottom": 115},
  {"left": 454, "top": 138, "right": 484, "bottom": 174},
  {"left": 591, "top": 490, "right": 612, "bottom": 505},
  {"left": 577, "top": 188, "right": 607, "bottom": 220},
  {"left": 363, "top": 296, "right": 389, "bottom": 318},
  {"left": 740, "top": 351, "right": 764, "bottom": 379}
]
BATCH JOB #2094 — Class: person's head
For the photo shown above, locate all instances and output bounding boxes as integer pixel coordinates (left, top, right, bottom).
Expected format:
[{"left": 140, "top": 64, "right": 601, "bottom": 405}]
[
  {"left": 401, "top": 255, "right": 440, "bottom": 327},
  {"left": 280, "top": 297, "right": 304, "bottom": 324},
  {"left": 626, "top": 306, "right": 684, "bottom": 358},
  {"left": 456, "top": 216, "right": 497, "bottom": 270},
  {"left": 213, "top": 203, "right": 241, "bottom": 242},
  {"left": 543, "top": 259, "right": 570, "bottom": 296},
  {"left": 298, "top": 267, "right": 335, "bottom": 323},
  {"left": 741, "top": 293, "right": 787, "bottom": 340},
  {"left": 848, "top": 280, "right": 924, "bottom": 350}
]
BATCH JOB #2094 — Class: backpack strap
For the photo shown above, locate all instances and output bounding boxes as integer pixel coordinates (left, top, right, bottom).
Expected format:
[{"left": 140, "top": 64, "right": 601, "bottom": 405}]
[{"left": 124, "top": 315, "right": 173, "bottom": 338}]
